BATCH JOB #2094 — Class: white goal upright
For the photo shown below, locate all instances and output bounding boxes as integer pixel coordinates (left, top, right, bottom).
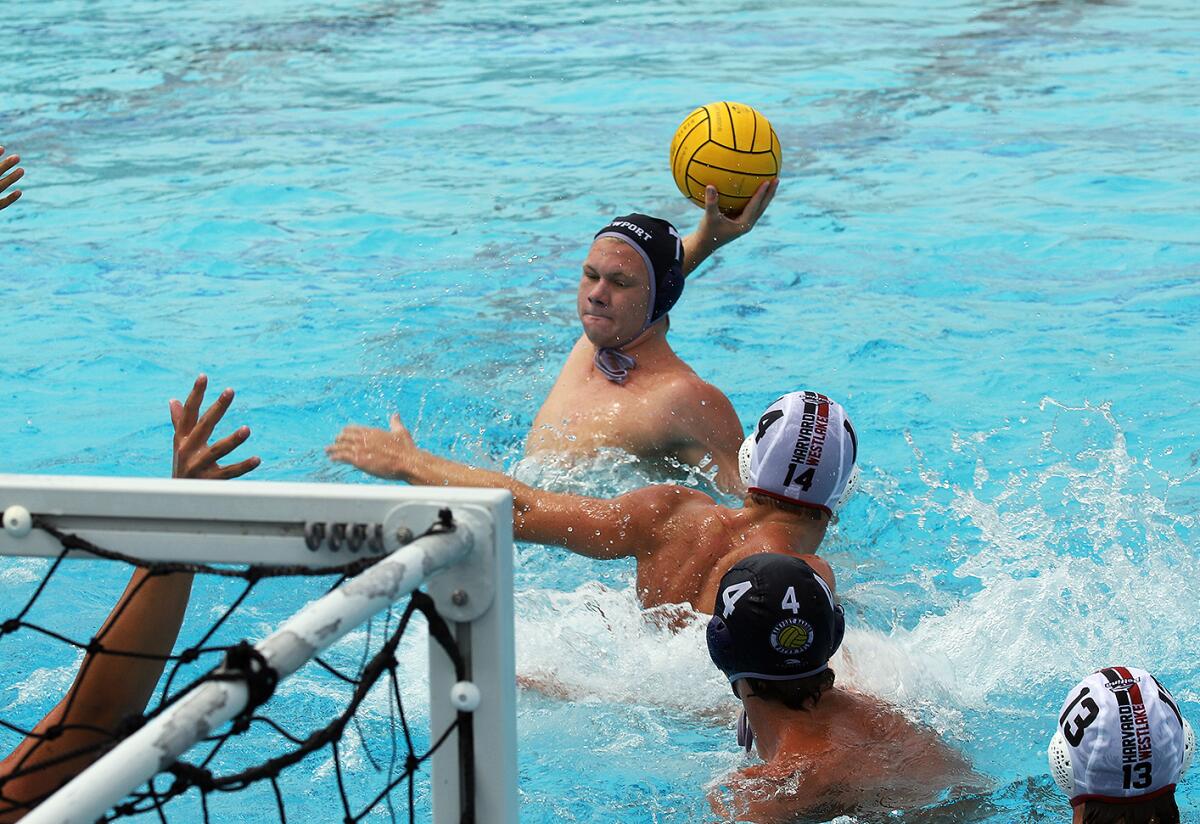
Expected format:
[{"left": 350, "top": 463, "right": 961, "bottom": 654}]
[{"left": 0, "top": 473, "right": 518, "bottom": 824}]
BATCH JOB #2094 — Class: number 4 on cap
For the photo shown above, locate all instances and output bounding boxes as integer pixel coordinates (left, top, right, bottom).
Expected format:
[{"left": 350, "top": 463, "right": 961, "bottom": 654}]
[{"left": 722, "top": 581, "right": 753, "bottom": 618}]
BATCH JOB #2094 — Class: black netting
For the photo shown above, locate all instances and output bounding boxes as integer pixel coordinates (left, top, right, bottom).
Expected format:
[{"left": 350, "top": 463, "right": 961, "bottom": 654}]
[{"left": 0, "top": 515, "right": 474, "bottom": 824}]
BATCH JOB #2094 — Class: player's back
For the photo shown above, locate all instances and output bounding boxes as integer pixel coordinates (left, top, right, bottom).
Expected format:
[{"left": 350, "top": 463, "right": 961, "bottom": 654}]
[{"left": 724, "top": 689, "right": 980, "bottom": 823}]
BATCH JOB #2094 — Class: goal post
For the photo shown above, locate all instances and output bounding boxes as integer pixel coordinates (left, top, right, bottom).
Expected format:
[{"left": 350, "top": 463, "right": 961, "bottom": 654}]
[{"left": 0, "top": 473, "right": 518, "bottom": 824}]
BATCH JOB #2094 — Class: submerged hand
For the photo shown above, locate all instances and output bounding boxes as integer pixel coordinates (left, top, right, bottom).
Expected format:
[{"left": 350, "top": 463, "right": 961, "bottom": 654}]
[
  {"left": 0, "top": 147, "right": 24, "bottom": 211},
  {"left": 697, "top": 178, "right": 778, "bottom": 248},
  {"left": 327, "top": 414, "right": 419, "bottom": 480},
  {"left": 169, "top": 374, "right": 261, "bottom": 480}
]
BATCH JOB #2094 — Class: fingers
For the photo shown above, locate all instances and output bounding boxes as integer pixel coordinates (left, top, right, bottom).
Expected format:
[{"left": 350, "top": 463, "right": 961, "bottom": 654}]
[
  {"left": 0, "top": 166, "right": 24, "bottom": 193},
  {"left": 218, "top": 456, "right": 261, "bottom": 480},
  {"left": 169, "top": 398, "right": 183, "bottom": 430},
  {"left": 325, "top": 443, "right": 350, "bottom": 463},
  {"left": 760, "top": 177, "right": 779, "bottom": 212},
  {"left": 207, "top": 425, "right": 251, "bottom": 462},
  {"left": 189, "top": 386, "right": 234, "bottom": 445},
  {"left": 181, "top": 374, "right": 207, "bottom": 433},
  {"left": 738, "top": 178, "right": 777, "bottom": 225},
  {"left": 0, "top": 154, "right": 20, "bottom": 177},
  {"left": 0, "top": 189, "right": 20, "bottom": 210},
  {"left": 389, "top": 413, "right": 405, "bottom": 432},
  {"left": 704, "top": 184, "right": 720, "bottom": 215}
]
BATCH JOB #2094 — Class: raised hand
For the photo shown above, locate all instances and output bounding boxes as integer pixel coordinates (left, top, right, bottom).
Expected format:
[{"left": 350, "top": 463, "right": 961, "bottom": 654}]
[
  {"left": 326, "top": 414, "right": 418, "bottom": 480},
  {"left": 0, "top": 147, "right": 24, "bottom": 211},
  {"left": 696, "top": 178, "right": 778, "bottom": 247},
  {"left": 682, "top": 178, "right": 779, "bottom": 276},
  {"left": 169, "top": 374, "right": 261, "bottom": 480}
]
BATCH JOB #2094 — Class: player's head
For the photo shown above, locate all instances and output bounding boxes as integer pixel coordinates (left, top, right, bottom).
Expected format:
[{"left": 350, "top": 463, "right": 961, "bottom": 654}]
[
  {"left": 580, "top": 214, "right": 684, "bottom": 349},
  {"left": 706, "top": 553, "right": 844, "bottom": 710},
  {"left": 1048, "top": 667, "right": 1194, "bottom": 824},
  {"left": 739, "top": 391, "right": 859, "bottom": 520}
]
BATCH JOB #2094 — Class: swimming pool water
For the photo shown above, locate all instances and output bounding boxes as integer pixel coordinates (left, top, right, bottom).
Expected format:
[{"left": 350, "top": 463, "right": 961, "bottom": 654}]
[{"left": 2, "top": 0, "right": 1198, "bottom": 821}]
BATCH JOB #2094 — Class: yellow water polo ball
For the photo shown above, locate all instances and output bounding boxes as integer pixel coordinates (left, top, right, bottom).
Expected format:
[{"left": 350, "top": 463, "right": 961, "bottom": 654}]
[{"left": 670, "top": 101, "right": 781, "bottom": 215}]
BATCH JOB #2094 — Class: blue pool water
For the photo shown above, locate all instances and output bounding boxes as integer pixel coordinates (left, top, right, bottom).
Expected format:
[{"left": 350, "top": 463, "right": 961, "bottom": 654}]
[{"left": 2, "top": 0, "right": 1198, "bottom": 820}]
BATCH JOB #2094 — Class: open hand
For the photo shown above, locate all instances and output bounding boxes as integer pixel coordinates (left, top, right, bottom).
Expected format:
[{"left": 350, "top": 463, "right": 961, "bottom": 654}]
[
  {"left": 0, "top": 147, "right": 23, "bottom": 211},
  {"left": 326, "top": 414, "right": 418, "bottom": 480},
  {"left": 169, "top": 374, "right": 261, "bottom": 480},
  {"left": 697, "top": 178, "right": 778, "bottom": 248}
]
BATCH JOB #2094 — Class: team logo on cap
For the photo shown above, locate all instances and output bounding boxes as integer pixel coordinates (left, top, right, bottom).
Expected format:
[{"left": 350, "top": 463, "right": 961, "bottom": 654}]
[
  {"left": 1103, "top": 675, "right": 1139, "bottom": 693},
  {"left": 770, "top": 618, "right": 813, "bottom": 655}
]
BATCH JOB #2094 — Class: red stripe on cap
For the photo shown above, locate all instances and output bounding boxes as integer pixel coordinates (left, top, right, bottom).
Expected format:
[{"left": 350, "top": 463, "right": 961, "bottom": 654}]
[{"left": 1115, "top": 666, "right": 1152, "bottom": 761}]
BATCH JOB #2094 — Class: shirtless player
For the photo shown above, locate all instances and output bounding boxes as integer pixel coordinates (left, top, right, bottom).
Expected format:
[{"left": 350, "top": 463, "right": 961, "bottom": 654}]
[
  {"left": 330, "top": 395, "right": 977, "bottom": 816},
  {"left": 525, "top": 181, "right": 777, "bottom": 492},
  {"left": 706, "top": 553, "right": 979, "bottom": 823},
  {"left": 331, "top": 389, "right": 854, "bottom": 612}
]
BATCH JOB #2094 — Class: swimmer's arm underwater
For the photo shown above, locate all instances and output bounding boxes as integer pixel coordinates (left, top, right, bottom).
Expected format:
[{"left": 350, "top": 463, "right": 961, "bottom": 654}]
[
  {"left": 328, "top": 415, "right": 693, "bottom": 560},
  {"left": 0, "top": 375, "right": 259, "bottom": 821},
  {"left": 681, "top": 179, "right": 777, "bottom": 277}
]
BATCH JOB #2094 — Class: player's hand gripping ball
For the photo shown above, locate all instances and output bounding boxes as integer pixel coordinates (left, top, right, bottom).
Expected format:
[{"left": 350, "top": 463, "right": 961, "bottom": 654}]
[{"left": 670, "top": 102, "right": 781, "bottom": 216}]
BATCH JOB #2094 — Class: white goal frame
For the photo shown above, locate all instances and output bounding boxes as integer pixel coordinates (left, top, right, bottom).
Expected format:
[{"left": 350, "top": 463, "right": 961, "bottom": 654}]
[{"left": 0, "top": 473, "right": 517, "bottom": 824}]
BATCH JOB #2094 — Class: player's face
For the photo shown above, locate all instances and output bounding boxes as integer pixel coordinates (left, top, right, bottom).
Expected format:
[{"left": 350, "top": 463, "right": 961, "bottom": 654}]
[{"left": 577, "top": 238, "right": 651, "bottom": 348}]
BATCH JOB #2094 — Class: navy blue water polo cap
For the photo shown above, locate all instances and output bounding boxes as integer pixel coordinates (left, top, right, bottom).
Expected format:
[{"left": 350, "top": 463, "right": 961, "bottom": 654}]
[
  {"left": 593, "top": 213, "right": 685, "bottom": 327},
  {"left": 707, "top": 553, "right": 845, "bottom": 687}
]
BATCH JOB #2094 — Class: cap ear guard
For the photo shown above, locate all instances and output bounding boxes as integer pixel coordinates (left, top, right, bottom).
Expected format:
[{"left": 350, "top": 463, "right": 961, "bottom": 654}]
[
  {"left": 830, "top": 603, "right": 845, "bottom": 657},
  {"left": 1183, "top": 717, "right": 1195, "bottom": 776},
  {"left": 1048, "top": 728, "right": 1075, "bottom": 797},
  {"left": 706, "top": 614, "right": 741, "bottom": 698},
  {"left": 738, "top": 435, "right": 754, "bottom": 488},
  {"left": 834, "top": 463, "right": 860, "bottom": 513}
]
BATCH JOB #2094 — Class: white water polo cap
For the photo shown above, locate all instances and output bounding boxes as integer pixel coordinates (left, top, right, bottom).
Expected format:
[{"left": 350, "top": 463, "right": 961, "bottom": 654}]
[
  {"left": 738, "top": 391, "right": 859, "bottom": 515},
  {"left": 1048, "top": 666, "right": 1194, "bottom": 806}
]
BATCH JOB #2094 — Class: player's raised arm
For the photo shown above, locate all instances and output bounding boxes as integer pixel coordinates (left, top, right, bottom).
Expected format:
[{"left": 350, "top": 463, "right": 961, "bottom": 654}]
[
  {"left": 681, "top": 179, "right": 778, "bottom": 277},
  {"left": 0, "top": 375, "right": 259, "bottom": 821},
  {"left": 327, "top": 414, "right": 690, "bottom": 560}
]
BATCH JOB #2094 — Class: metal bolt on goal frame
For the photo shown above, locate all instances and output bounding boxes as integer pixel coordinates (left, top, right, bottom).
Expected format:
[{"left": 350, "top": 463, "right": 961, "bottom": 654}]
[{"left": 451, "top": 590, "right": 469, "bottom": 607}]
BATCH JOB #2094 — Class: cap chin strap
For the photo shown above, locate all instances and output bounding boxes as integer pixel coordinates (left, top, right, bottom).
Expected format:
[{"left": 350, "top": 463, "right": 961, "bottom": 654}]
[
  {"left": 737, "top": 709, "right": 754, "bottom": 754},
  {"left": 1048, "top": 729, "right": 1075, "bottom": 797},
  {"left": 593, "top": 347, "right": 637, "bottom": 384}
]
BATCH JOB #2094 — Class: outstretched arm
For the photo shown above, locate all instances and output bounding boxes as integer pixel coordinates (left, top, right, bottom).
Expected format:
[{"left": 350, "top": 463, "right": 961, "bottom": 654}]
[
  {"left": 0, "top": 375, "right": 259, "bottom": 821},
  {"left": 328, "top": 415, "right": 693, "bottom": 560},
  {"left": 0, "top": 147, "right": 23, "bottom": 212},
  {"left": 681, "top": 179, "right": 778, "bottom": 277}
]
